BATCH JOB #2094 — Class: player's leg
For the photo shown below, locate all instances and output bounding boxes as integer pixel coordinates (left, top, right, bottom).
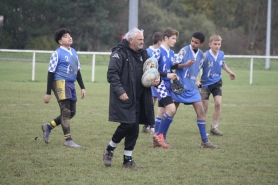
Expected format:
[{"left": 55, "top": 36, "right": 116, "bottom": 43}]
[
  {"left": 213, "top": 95, "right": 222, "bottom": 124},
  {"left": 200, "top": 86, "right": 211, "bottom": 114},
  {"left": 42, "top": 117, "right": 58, "bottom": 144},
  {"left": 193, "top": 101, "right": 219, "bottom": 149},
  {"left": 42, "top": 80, "right": 66, "bottom": 144},
  {"left": 58, "top": 99, "right": 80, "bottom": 148},
  {"left": 154, "top": 96, "right": 175, "bottom": 148},
  {"left": 149, "top": 97, "right": 158, "bottom": 134},
  {"left": 152, "top": 105, "right": 164, "bottom": 147},
  {"left": 210, "top": 80, "right": 223, "bottom": 136}
]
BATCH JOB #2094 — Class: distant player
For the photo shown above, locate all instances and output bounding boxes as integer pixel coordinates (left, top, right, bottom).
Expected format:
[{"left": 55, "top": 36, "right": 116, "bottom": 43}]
[
  {"left": 200, "top": 34, "right": 236, "bottom": 136},
  {"left": 171, "top": 32, "right": 219, "bottom": 149},
  {"left": 142, "top": 32, "right": 163, "bottom": 134},
  {"left": 152, "top": 28, "right": 179, "bottom": 148},
  {"left": 42, "top": 28, "right": 86, "bottom": 148}
]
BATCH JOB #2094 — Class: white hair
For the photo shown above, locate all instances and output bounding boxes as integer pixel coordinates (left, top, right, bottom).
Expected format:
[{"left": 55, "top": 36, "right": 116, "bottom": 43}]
[{"left": 124, "top": 27, "right": 144, "bottom": 40}]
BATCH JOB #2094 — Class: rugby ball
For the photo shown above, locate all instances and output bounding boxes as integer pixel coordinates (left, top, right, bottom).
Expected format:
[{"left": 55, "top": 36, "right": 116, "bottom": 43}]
[
  {"left": 141, "top": 68, "right": 159, "bottom": 88},
  {"left": 143, "top": 57, "right": 158, "bottom": 72}
]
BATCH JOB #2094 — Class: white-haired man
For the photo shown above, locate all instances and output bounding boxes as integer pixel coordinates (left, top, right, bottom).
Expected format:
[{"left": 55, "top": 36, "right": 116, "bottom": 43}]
[
  {"left": 103, "top": 27, "right": 154, "bottom": 168},
  {"left": 103, "top": 28, "right": 176, "bottom": 168}
]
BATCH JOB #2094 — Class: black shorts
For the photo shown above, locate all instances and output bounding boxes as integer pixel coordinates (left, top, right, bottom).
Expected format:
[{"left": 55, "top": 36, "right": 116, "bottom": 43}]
[
  {"left": 200, "top": 79, "right": 222, "bottom": 100},
  {"left": 158, "top": 96, "right": 174, "bottom": 107}
]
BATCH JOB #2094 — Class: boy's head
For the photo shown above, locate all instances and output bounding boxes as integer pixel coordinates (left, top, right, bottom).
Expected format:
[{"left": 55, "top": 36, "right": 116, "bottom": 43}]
[
  {"left": 54, "top": 28, "right": 71, "bottom": 44},
  {"left": 191, "top": 32, "right": 205, "bottom": 50},
  {"left": 152, "top": 32, "right": 163, "bottom": 45},
  {"left": 163, "top": 27, "right": 179, "bottom": 48},
  {"left": 209, "top": 34, "right": 222, "bottom": 43},
  {"left": 192, "top": 32, "right": 205, "bottom": 43},
  {"left": 209, "top": 35, "right": 222, "bottom": 53}
]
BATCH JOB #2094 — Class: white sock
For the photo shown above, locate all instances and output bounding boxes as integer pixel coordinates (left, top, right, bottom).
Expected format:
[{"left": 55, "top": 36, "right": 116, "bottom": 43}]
[
  {"left": 124, "top": 150, "right": 132, "bottom": 156},
  {"left": 212, "top": 123, "right": 218, "bottom": 128},
  {"left": 109, "top": 140, "right": 118, "bottom": 148}
]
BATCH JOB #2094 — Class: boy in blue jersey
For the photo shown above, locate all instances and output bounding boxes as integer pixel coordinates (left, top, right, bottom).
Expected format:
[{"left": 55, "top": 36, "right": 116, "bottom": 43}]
[
  {"left": 152, "top": 28, "right": 179, "bottom": 148},
  {"left": 200, "top": 35, "right": 236, "bottom": 136},
  {"left": 171, "top": 32, "right": 219, "bottom": 149},
  {"left": 142, "top": 32, "right": 163, "bottom": 134},
  {"left": 42, "top": 28, "right": 86, "bottom": 148}
]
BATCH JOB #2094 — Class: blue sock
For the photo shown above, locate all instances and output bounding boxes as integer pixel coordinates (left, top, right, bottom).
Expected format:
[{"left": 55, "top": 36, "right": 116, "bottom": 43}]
[
  {"left": 47, "top": 124, "right": 53, "bottom": 130},
  {"left": 163, "top": 116, "right": 173, "bottom": 140},
  {"left": 158, "top": 113, "right": 173, "bottom": 140},
  {"left": 197, "top": 120, "right": 208, "bottom": 143},
  {"left": 154, "top": 117, "right": 161, "bottom": 134}
]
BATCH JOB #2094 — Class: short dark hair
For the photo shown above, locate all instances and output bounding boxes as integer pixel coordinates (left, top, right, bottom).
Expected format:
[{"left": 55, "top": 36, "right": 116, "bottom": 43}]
[
  {"left": 163, "top": 27, "right": 179, "bottom": 40},
  {"left": 192, "top": 32, "right": 205, "bottom": 43},
  {"left": 152, "top": 32, "right": 163, "bottom": 44},
  {"left": 54, "top": 28, "right": 71, "bottom": 44}
]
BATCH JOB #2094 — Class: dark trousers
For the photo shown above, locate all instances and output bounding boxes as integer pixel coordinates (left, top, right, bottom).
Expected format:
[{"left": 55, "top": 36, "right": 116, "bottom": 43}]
[{"left": 112, "top": 98, "right": 140, "bottom": 151}]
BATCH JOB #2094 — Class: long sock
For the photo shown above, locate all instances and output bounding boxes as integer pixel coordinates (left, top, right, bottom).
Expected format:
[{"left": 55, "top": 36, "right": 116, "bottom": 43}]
[
  {"left": 47, "top": 120, "right": 56, "bottom": 130},
  {"left": 158, "top": 113, "right": 173, "bottom": 140},
  {"left": 154, "top": 117, "right": 161, "bottom": 134},
  {"left": 64, "top": 134, "right": 72, "bottom": 141},
  {"left": 197, "top": 120, "right": 208, "bottom": 143}
]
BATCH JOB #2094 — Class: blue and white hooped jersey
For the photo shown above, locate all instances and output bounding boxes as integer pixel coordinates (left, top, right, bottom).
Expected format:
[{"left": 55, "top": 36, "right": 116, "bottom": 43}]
[
  {"left": 173, "top": 45, "right": 204, "bottom": 91},
  {"left": 48, "top": 46, "right": 81, "bottom": 82},
  {"left": 200, "top": 50, "right": 226, "bottom": 87},
  {"left": 146, "top": 46, "right": 160, "bottom": 60}
]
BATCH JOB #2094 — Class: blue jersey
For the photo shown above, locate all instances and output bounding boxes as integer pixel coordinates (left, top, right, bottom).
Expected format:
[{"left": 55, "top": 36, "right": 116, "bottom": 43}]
[
  {"left": 48, "top": 46, "right": 81, "bottom": 82},
  {"left": 153, "top": 45, "right": 175, "bottom": 100},
  {"left": 146, "top": 46, "right": 161, "bottom": 59},
  {"left": 200, "top": 50, "right": 226, "bottom": 87},
  {"left": 146, "top": 46, "right": 161, "bottom": 98},
  {"left": 157, "top": 45, "right": 175, "bottom": 81},
  {"left": 171, "top": 45, "right": 205, "bottom": 104}
]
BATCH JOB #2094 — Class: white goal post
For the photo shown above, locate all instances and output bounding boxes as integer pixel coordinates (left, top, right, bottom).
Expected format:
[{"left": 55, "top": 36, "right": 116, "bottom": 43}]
[{"left": 0, "top": 49, "right": 278, "bottom": 84}]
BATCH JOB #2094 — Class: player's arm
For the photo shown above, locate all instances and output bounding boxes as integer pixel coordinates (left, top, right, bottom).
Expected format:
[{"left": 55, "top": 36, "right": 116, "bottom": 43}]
[
  {"left": 44, "top": 51, "right": 58, "bottom": 103},
  {"left": 172, "top": 59, "right": 196, "bottom": 69},
  {"left": 172, "top": 48, "right": 196, "bottom": 69},
  {"left": 196, "top": 76, "right": 202, "bottom": 88},
  {"left": 223, "top": 65, "right": 236, "bottom": 80},
  {"left": 44, "top": 72, "right": 54, "bottom": 103},
  {"left": 76, "top": 70, "right": 86, "bottom": 99}
]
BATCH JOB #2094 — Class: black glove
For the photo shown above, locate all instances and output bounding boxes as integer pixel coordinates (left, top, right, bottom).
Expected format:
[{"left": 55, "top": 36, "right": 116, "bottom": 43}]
[{"left": 170, "top": 80, "right": 184, "bottom": 94}]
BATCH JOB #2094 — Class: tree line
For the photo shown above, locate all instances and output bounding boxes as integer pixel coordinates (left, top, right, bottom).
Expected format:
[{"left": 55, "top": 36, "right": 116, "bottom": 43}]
[{"left": 0, "top": 0, "right": 277, "bottom": 55}]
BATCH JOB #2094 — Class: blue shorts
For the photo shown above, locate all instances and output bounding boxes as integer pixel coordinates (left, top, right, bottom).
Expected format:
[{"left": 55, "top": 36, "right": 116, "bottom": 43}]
[{"left": 52, "top": 80, "right": 77, "bottom": 101}]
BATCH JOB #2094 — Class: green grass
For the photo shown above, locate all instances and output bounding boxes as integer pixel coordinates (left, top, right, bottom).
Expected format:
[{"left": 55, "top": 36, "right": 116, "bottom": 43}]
[{"left": 0, "top": 59, "right": 278, "bottom": 185}]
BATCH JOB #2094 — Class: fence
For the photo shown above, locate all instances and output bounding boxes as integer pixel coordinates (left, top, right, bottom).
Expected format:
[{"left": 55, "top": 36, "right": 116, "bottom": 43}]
[{"left": 1, "top": 49, "right": 278, "bottom": 84}]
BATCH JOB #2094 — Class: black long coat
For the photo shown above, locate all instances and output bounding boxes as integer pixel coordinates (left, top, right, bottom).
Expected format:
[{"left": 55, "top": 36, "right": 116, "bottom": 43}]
[{"left": 107, "top": 39, "right": 154, "bottom": 125}]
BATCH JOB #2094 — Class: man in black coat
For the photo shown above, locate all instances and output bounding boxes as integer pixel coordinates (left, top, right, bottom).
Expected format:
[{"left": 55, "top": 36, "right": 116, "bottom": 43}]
[{"left": 103, "top": 27, "right": 165, "bottom": 168}]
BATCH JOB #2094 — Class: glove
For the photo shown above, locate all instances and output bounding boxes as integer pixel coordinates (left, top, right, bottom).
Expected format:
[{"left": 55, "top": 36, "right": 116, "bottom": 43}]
[{"left": 170, "top": 80, "right": 184, "bottom": 94}]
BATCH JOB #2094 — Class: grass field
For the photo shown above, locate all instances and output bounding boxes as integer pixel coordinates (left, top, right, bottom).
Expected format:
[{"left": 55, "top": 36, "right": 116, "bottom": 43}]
[{"left": 0, "top": 57, "right": 278, "bottom": 185}]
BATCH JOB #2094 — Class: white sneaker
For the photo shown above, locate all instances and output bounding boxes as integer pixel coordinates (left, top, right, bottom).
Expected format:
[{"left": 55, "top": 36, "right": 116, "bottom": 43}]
[{"left": 64, "top": 140, "right": 81, "bottom": 148}]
